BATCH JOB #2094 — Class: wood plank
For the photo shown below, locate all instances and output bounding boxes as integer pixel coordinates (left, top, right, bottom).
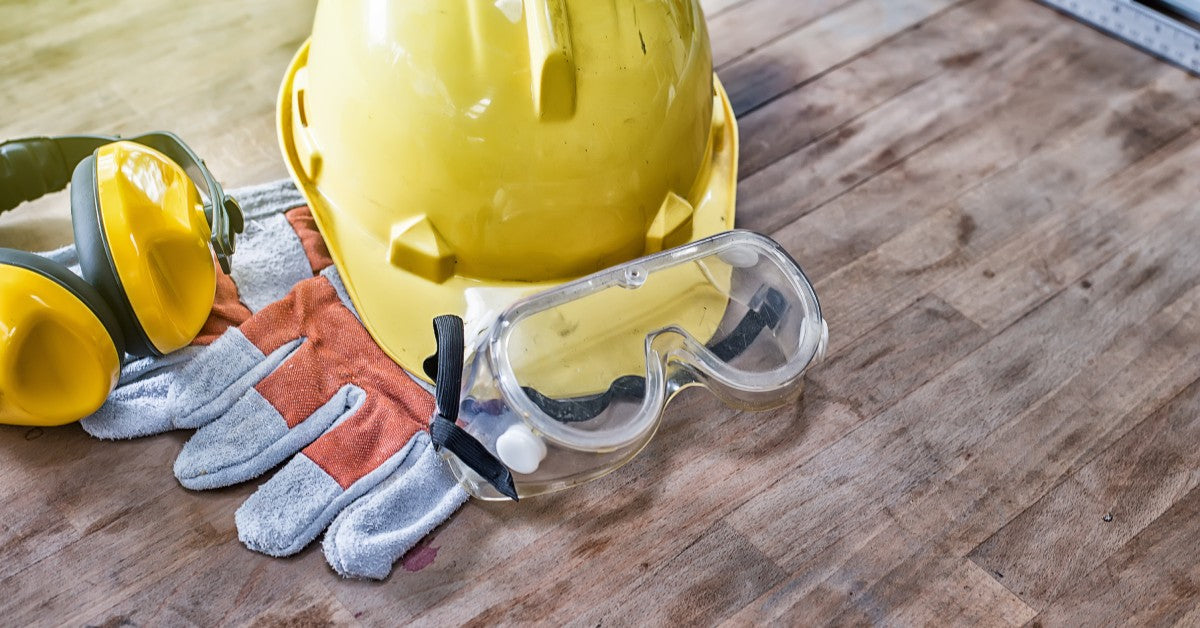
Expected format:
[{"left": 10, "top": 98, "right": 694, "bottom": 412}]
[
  {"left": 81, "top": 545, "right": 357, "bottom": 627},
  {"left": 935, "top": 111, "right": 1200, "bottom": 331},
  {"left": 969, "top": 376, "right": 1200, "bottom": 610},
  {"left": 725, "top": 232, "right": 1200, "bottom": 623},
  {"left": 0, "top": 427, "right": 191, "bottom": 581},
  {"left": 560, "top": 298, "right": 986, "bottom": 626},
  {"left": 238, "top": 581, "right": 360, "bottom": 628},
  {"left": 735, "top": 0, "right": 1049, "bottom": 178},
  {"left": 708, "top": 0, "right": 854, "bottom": 66},
  {"left": 1027, "top": 484, "right": 1200, "bottom": 625},
  {"left": 0, "top": 485, "right": 231, "bottom": 625},
  {"left": 745, "top": 179, "right": 1200, "bottom": 619},
  {"left": 0, "top": 0, "right": 314, "bottom": 251},
  {"left": 820, "top": 275, "right": 1200, "bottom": 622},
  {"left": 811, "top": 67, "right": 1200, "bottom": 357},
  {"left": 739, "top": 3, "right": 1161, "bottom": 238},
  {"left": 569, "top": 522, "right": 787, "bottom": 627},
  {"left": 700, "top": 0, "right": 752, "bottom": 18},
  {"left": 829, "top": 551, "right": 1036, "bottom": 626},
  {"left": 724, "top": 177, "right": 1200, "bottom": 586},
  {"left": 719, "top": 0, "right": 963, "bottom": 115},
  {"left": 901, "top": 281, "right": 1200, "bottom": 558}
]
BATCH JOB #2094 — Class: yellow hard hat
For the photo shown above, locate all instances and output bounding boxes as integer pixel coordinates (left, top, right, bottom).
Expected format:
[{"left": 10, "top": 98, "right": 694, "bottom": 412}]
[{"left": 278, "top": 0, "right": 739, "bottom": 380}]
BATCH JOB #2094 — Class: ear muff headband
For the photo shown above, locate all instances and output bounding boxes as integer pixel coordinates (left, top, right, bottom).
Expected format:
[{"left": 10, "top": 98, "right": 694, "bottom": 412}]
[
  {"left": 0, "top": 135, "right": 111, "bottom": 212},
  {"left": 0, "top": 133, "right": 244, "bottom": 272}
]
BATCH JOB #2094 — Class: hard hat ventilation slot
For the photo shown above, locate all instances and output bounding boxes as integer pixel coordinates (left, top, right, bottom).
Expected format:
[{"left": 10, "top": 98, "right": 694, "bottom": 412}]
[
  {"left": 711, "top": 94, "right": 727, "bottom": 152},
  {"left": 288, "top": 67, "right": 322, "bottom": 179},
  {"left": 296, "top": 89, "right": 309, "bottom": 127}
]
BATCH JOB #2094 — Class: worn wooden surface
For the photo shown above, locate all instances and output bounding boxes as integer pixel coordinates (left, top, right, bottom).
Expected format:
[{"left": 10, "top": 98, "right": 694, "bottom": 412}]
[{"left": 2, "top": 0, "right": 1199, "bottom": 625}]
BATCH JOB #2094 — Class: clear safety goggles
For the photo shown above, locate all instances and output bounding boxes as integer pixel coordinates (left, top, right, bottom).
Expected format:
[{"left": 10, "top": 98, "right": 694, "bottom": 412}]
[{"left": 427, "top": 230, "right": 828, "bottom": 500}]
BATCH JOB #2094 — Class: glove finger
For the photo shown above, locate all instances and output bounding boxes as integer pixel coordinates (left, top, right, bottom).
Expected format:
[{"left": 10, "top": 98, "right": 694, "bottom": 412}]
[
  {"left": 80, "top": 346, "right": 203, "bottom": 439},
  {"left": 170, "top": 329, "right": 303, "bottom": 430},
  {"left": 175, "top": 273, "right": 354, "bottom": 488},
  {"left": 83, "top": 325, "right": 289, "bottom": 438},
  {"left": 174, "top": 384, "right": 362, "bottom": 491},
  {"left": 322, "top": 433, "right": 468, "bottom": 580},
  {"left": 172, "top": 340, "right": 346, "bottom": 490},
  {"left": 234, "top": 396, "right": 425, "bottom": 557}
]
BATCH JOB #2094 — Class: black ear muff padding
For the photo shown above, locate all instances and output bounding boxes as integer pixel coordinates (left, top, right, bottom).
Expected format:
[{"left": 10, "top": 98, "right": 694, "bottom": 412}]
[
  {"left": 0, "top": 248, "right": 126, "bottom": 357},
  {"left": 70, "top": 155, "right": 160, "bottom": 358},
  {"left": 0, "top": 138, "right": 74, "bottom": 213}
]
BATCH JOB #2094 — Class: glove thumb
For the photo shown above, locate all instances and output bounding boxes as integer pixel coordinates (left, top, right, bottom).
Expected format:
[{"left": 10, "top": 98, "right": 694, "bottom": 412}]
[{"left": 80, "top": 347, "right": 204, "bottom": 439}]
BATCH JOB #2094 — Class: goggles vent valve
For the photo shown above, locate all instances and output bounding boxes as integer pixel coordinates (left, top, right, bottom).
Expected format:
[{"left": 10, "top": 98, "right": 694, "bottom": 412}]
[{"left": 495, "top": 423, "right": 548, "bottom": 475}]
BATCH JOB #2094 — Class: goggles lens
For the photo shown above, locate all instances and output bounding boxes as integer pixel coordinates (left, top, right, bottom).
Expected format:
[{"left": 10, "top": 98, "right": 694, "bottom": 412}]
[{"left": 447, "top": 230, "right": 827, "bottom": 500}]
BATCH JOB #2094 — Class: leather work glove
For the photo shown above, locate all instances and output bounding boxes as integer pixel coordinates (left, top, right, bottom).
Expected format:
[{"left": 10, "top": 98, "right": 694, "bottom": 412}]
[
  {"left": 168, "top": 267, "right": 466, "bottom": 579},
  {"left": 79, "top": 183, "right": 468, "bottom": 580}
]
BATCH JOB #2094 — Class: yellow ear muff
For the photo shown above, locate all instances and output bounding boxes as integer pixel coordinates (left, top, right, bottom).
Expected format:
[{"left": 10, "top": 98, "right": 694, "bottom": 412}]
[
  {"left": 91, "top": 141, "right": 216, "bottom": 355},
  {"left": 0, "top": 265, "right": 121, "bottom": 426}
]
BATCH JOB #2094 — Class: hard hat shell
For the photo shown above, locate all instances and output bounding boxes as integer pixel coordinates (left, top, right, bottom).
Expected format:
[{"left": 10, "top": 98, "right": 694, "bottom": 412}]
[{"left": 278, "top": 0, "right": 739, "bottom": 379}]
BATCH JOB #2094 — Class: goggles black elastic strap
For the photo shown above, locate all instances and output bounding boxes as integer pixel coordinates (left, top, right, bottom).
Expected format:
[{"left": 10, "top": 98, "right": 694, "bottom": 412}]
[
  {"left": 524, "top": 285, "right": 790, "bottom": 423},
  {"left": 425, "top": 315, "right": 520, "bottom": 501},
  {"left": 521, "top": 375, "right": 647, "bottom": 424},
  {"left": 706, "top": 285, "right": 787, "bottom": 363}
]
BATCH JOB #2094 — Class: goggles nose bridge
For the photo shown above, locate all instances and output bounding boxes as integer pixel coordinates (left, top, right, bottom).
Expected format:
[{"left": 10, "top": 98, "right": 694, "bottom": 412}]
[{"left": 645, "top": 324, "right": 707, "bottom": 395}]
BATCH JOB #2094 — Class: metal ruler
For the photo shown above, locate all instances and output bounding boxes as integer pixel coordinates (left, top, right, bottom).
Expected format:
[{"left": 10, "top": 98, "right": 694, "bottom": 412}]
[{"left": 1038, "top": 0, "right": 1200, "bottom": 74}]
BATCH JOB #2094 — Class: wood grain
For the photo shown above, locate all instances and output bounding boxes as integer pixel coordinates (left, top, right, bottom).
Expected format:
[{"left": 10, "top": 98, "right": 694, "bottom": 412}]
[
  {"left": 2, "top": 0, "right": 1200, "bottom": 625},
  {"left": 970, "top": 373, "right": 1200, "bottom": 609}
]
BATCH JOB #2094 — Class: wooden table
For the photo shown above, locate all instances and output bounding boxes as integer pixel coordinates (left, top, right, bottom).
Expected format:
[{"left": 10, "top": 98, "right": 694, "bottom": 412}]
[{"left": 2, "top": 0, "right": 1198, "bottom": 624}]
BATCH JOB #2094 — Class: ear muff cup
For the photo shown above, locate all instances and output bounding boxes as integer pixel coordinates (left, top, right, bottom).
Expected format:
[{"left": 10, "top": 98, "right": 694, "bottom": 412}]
[
  {"left": 70, "top": 155, "right": 159, "bottom": 357},
  {"left": 0, "top": 248, "right": 126, "bottom": 355},
  {"left": 0, "top": 249, "right": 125, "bottom": 425}
]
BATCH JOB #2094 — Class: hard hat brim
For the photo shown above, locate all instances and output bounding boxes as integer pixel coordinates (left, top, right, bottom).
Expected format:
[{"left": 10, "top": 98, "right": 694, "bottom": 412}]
[{"left": 278, "top": 40, "right": 739, "bottom": 381}]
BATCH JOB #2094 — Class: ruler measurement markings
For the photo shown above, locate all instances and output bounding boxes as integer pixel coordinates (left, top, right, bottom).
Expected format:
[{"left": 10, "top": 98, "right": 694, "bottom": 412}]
[{"left": 1040, "top": 0, "right": 1200, "bottom": 73}]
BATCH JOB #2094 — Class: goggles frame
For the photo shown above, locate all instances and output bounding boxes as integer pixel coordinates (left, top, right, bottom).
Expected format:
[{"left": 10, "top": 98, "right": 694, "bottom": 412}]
[{"left": 431, "top": 230, "right": 828, "bottom": 500}]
